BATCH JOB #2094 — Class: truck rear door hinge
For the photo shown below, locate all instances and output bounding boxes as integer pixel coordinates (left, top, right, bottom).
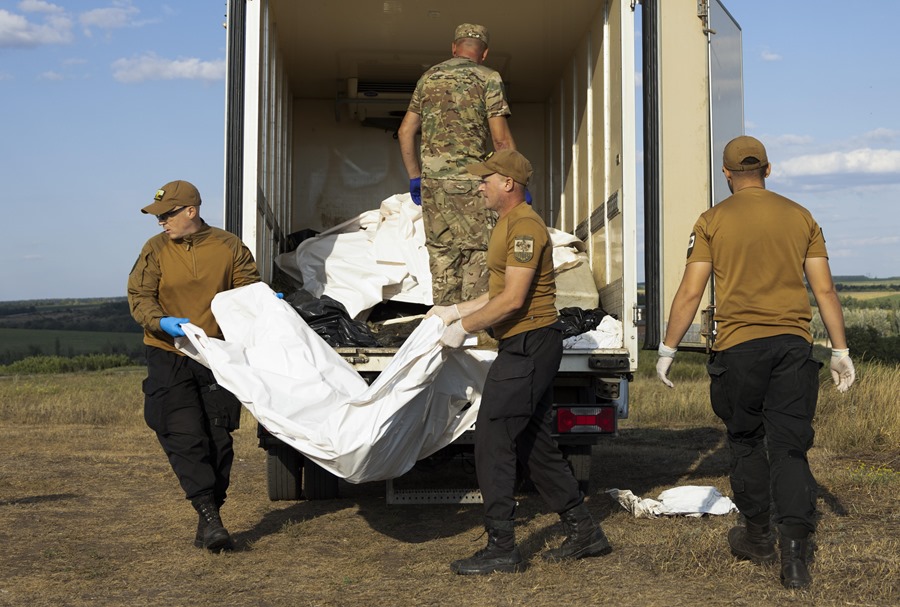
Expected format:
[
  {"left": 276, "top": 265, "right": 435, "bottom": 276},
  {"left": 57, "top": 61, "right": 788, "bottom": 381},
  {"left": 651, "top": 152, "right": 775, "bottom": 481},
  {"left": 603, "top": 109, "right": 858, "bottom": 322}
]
[{"left": 697, "top": 0, "right": 716, "bottom": 34}]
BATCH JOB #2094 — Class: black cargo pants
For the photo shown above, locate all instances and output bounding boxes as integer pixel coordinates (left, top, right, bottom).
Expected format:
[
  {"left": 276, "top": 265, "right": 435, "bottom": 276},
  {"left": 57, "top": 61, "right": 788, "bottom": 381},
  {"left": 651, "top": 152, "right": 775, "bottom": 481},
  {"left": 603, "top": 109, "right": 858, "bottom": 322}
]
[
  {"left": 142, "top": 346, "right": 242, "bottom": 504},
  {"left": 475, "top": 324, "right": 582, "bottom": 522},
  {"left": 707, "top": 334, "right": 821, "bottom": 538}
]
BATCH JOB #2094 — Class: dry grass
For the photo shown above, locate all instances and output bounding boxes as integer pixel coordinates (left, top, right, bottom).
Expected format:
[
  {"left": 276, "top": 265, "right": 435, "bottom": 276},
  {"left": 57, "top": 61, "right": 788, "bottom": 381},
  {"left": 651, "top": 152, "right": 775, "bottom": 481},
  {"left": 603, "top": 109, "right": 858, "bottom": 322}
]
[{"left": 0, "top": 365, "right": 897, "bottom": 607}]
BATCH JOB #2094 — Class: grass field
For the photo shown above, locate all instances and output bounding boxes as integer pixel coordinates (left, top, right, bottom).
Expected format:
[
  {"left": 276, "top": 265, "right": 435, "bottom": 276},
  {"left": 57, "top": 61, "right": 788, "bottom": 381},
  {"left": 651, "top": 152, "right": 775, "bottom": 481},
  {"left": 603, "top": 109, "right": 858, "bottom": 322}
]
[
  {"left": 841, "top": 292, "right": 900, "bottom": 306},
  {"left": 0, "top": 356, "right": 897, "bottom": 607}
]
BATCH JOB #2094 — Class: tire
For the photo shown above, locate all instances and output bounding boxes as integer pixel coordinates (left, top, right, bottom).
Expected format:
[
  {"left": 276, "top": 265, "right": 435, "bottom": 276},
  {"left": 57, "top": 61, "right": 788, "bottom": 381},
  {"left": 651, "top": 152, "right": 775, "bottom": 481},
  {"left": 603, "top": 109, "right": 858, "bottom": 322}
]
[
  {"left": 303, "top": 458, "right": 340, "bottom": 500},
  {"left": 266, "top": 444, "right": 303, "bottom": 501},
  {"left": 562, "top": 444, "right": 592, "bottom": 494}
]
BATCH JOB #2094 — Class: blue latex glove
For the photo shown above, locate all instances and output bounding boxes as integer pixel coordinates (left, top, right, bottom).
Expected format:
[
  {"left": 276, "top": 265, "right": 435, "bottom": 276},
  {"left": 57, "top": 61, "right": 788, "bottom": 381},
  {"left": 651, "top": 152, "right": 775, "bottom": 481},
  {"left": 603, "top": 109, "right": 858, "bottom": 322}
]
[
  {"left": 524, "top": 187, "right": 533, "bottom": 205},
  {"left": 409, "top": 177, "right": 422, "bottom": 205},
  {"left": 159, "top": 316, "right": 189, "bottom": 338},
  {"left": 275, "top": 292, "right": 284, "bottom": 299}
]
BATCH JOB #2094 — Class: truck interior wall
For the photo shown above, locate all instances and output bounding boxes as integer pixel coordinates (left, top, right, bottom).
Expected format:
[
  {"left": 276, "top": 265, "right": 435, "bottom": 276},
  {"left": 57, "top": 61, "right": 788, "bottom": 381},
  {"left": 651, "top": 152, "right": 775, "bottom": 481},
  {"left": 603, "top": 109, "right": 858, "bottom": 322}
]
[
  {"left": 240, "top": 0, "right": 292, "bottom": 283},
  {"left": 542, "top": 0, "right": 630, "bottom": 322},
  {"left": 286, "top": 101, "right": 551, "bottom": 236}
]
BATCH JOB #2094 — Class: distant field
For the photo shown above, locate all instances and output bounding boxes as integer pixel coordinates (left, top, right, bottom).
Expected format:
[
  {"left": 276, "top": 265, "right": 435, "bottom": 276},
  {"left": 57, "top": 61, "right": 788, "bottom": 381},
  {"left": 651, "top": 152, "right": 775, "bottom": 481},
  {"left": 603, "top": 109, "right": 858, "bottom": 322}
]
[
  {"left": 0, "top": 327, "right": 142, "bottom": 359},
  {"left": 841, "top": 292, "right": 900, "bottom": 305}
]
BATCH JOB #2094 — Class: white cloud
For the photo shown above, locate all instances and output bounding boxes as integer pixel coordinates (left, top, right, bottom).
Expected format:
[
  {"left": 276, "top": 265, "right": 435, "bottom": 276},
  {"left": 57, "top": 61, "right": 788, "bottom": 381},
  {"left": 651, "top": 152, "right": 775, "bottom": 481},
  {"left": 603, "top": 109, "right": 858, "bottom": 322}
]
[
  {"left": 80, "top": 0, "right": 140, "bottom": 35},
  {"left": 19, "top": 0, "right": 64, "bottom": 14},
  {"left": 854, "top": 128, "right": 900, "bottom": 147},
  {"left": 111, "top": 52, "right": 225, "bottom": 83},
  {"left": 39, "top": 70, "right": 63, "bottom": 80},
  {"left": 761, "top": 49, "right": 781, "bottom": 61},
  {"left": 780, "top": 148, "right": 900, "bottom": 176},
  {"left": 766, "top": 133, "right": 814, "bottom": 147},
  {"left": 0, "top": 7, "right": 72, "bottom": 47}
]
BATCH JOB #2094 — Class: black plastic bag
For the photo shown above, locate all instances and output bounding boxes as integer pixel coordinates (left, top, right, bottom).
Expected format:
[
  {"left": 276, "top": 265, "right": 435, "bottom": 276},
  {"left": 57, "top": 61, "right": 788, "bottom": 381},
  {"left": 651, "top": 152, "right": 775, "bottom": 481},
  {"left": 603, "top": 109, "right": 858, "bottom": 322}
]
[
  {"left": 286, "top": 292, "right": 381, "bottom": 347},
  {"left": 557, "top": 306, "right": 615, "bottom": 339}
]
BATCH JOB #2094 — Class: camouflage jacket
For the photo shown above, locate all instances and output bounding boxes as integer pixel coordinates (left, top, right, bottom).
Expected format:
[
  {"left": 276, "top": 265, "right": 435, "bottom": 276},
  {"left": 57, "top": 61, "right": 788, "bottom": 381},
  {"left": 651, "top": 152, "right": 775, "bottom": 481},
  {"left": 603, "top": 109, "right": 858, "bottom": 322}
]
[{"left": 408, "top": 57, "right": 511, "bottom": 179}]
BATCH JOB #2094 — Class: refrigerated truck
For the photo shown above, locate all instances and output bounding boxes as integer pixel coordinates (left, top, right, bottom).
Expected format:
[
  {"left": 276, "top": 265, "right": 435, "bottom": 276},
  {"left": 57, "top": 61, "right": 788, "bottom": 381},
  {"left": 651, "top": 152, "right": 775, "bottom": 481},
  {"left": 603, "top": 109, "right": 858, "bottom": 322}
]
[{"left": 221, "top": 0, "right": 743, "bottom": 501}]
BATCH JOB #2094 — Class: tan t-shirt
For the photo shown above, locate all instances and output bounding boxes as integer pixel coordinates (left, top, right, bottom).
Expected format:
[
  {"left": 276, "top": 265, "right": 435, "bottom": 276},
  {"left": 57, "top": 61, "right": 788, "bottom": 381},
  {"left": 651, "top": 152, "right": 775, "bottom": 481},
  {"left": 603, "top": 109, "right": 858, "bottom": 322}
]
[
  {"left": 488, "top": 203, "right": 557, "bottom": 340},
  {"left": 686, "top": 187, "right": 828, "bottom": 351}
]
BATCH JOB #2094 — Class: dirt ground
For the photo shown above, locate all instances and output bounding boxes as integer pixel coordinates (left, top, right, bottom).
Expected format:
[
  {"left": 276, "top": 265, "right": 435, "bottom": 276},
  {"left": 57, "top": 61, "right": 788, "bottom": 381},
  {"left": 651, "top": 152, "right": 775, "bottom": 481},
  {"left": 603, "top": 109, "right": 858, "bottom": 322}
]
[{"left": 0, "top": 419, "right": 896, "bottom": 607}]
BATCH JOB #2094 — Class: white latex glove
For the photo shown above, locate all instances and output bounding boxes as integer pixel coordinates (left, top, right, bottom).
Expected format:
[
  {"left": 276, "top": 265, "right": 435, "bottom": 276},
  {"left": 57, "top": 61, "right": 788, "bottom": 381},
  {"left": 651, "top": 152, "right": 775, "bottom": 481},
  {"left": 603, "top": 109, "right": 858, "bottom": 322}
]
[
  {"left": 426, "top": 304, "right": 461, "bottom": 325},
  {"left": 656, "top": 342, "right": 677, "bottom": 388},
  {"left": 440, "top": 320, "right": 469, "bottom": 349},
  {"left": 830, "top": 348, "right": 855, "bottom": 393}
]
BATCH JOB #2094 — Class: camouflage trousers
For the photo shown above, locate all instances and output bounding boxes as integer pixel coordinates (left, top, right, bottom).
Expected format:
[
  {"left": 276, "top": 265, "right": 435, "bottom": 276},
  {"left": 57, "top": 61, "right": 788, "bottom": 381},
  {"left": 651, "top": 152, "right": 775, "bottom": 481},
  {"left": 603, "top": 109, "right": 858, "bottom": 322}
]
[{"left": 421, "top": 177, "right": 496, "bottom": 305}]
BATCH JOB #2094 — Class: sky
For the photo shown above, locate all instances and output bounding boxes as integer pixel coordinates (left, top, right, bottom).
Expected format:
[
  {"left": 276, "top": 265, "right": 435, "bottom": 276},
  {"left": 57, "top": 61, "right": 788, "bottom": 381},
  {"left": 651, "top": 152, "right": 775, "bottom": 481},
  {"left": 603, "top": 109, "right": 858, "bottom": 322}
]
[{"left": 1, "top": 0, "right": 898, "bottom": 301}]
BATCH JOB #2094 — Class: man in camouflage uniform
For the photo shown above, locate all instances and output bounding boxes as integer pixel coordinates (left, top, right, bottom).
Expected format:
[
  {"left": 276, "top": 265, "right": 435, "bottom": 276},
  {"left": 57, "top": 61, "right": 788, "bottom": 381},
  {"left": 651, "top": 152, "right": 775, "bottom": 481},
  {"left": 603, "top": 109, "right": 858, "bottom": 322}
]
[{"left": 398, "top": 23, "right": 516, "bottom": 305}]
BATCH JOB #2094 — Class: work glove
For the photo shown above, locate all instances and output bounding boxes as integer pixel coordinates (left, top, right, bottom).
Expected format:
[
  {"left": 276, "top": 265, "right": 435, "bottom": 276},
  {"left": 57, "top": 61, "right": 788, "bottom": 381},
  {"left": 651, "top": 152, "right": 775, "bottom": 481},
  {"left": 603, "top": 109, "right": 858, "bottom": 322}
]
[
  {"left": 425, "top": 304, "right": 460, "bottom": 325},
  {"left": 440, "top": 320, "right": 469, "bottom": 349},
  {"left": 524, "top": 187, "right": 532, "bottom": 205},
  {"left": 409, "top": 177, "right": 422, "bottom": 205},
  {"left": 830, "top": 348, "right": 855, "bottom": 393},
  {"left": 275, "top": 292, "right": 284, "bottom": 299},
  {"left": 656, "top": 342, "right": 677, "bottom": 388},
  {"left": 160, "top": 316, "right": 190, "bottom": 338}
]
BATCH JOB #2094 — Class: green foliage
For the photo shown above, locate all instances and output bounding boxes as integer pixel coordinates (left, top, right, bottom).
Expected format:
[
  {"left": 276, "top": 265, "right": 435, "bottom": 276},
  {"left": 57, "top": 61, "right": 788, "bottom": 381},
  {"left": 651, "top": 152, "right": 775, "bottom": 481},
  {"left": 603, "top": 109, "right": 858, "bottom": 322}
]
[
  {"left": 845, "top": 326, "right": 900, "bottom": 364},
  {"left": 0, "top": 327, "right": 144, "bottom": 365},
  {"left": 0, "top": 354, "right": 133, "bottom": 375},
  {"left": 845, "top": 462, "right": 900, "bottom": 488},
  {"left": 0, "top": 297, "right": 141, "bottom": 333}
]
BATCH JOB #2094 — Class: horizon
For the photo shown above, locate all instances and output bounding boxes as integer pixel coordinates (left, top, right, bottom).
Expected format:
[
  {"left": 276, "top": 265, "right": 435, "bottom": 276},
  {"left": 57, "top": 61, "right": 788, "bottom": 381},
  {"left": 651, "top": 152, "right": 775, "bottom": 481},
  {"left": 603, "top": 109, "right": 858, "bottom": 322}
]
[{"left": 1, "top": 274, "right": 898, "bottom": 305}]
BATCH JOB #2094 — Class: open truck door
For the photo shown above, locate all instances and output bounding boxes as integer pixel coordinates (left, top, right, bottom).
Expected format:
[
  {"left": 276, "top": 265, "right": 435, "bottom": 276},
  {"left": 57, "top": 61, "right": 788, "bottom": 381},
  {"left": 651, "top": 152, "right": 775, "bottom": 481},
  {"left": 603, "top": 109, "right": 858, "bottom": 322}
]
[{"left": 643, "top": 0, "right": 744, "bottom": 352}]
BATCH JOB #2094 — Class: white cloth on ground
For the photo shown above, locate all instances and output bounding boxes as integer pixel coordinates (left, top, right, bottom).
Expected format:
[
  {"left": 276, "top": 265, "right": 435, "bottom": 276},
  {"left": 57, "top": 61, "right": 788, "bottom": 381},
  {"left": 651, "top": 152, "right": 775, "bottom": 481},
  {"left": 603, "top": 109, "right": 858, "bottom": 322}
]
[
  {"left": 607, "top": 486, "right": 738, "bottom": 518},
  {"left": 177, "top": 282, "right": 497, "bottom": 483}
]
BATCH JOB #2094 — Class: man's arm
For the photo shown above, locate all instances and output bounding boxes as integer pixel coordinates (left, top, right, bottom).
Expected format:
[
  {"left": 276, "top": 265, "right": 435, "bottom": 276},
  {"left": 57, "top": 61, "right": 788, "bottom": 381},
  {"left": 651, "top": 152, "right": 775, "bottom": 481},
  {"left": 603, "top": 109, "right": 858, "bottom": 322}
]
[
  {"left": 231, "top": 240, "right": 261, "bottom": 288},
  {"left": 488, "top": 116, "right": 515, "bottom": 152},
  {"left": 458, "top": 266, "right": 535, "bottom": 332},
  {"left": 804, "top": 256, "right": 848, "bottom": 349},
  {"left": 398, "top": 111, "right": 422, "bottom": 179},
  {"left": 126, "top": 243, "right": 166, "bottom": 332},
  {"left": 661, "top": 261, "right": 713, "bottom": 348}
]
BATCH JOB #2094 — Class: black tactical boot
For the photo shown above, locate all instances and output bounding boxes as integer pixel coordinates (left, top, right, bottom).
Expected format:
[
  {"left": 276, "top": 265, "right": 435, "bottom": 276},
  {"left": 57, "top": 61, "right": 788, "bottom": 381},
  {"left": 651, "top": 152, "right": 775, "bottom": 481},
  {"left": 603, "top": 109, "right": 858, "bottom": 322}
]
[
  {"left": 450, "top": 519, "right": 524, "bottom": 575},
  {"left": 727, "top": 520, "right": 777, "bottom": 564},
  {"left": 542, "top": 500, "right": 612, "bottom": 562},
  {"left": 191, "top": 494, "right": 233, "bottom": 552},
  {"left": 780, "top": 537, "right": 812, "bottom": 589},
  {"left": 193, "top": 514, "right": 207, "bottom": 549}
]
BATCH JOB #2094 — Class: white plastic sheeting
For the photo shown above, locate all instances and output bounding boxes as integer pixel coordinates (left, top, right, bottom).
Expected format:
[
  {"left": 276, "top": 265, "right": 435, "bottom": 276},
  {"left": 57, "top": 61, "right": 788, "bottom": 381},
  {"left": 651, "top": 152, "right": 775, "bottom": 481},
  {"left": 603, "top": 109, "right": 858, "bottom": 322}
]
[
  {"left": 177, "top": 282, "right": 497, "bottom": 483},
  {"left": 607, "top": 486, "right": 738, "bottom": 518},
  {"left": 275, "top": 193, "right": 596, "bottom": 320}
]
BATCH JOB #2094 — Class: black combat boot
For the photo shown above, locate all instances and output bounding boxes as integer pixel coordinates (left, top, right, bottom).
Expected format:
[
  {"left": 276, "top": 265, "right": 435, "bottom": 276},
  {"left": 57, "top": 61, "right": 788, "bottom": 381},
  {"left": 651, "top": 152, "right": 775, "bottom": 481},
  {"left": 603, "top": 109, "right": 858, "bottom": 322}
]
[
  {"left": 191, "top": 494, "right": 233, "bottom": 552},
  {"left": 450, "top": 519, "right": 524, "bottom": 575},
  {"left": 193, "top": 514, "right": 207, "bottom": 549},
  {"left": 542, "top": 500, "right": 612, "bottom": 562},
  {"left": 780, "top": 537, "right": 812, "bottom": 589},
  {"left": 727, "top": 520, "right": 777, "bottom": 565}
]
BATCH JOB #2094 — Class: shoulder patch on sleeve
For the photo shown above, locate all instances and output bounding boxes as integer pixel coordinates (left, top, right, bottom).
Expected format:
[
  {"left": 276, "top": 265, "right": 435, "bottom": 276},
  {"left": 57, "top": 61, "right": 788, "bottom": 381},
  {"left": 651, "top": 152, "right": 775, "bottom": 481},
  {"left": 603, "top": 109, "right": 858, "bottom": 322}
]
[
  {"left": 686, "top": 232, "right": 696, "bottom": 259},
  {"left": 513, "top": 235, "right": 534, "bottom": 263}
]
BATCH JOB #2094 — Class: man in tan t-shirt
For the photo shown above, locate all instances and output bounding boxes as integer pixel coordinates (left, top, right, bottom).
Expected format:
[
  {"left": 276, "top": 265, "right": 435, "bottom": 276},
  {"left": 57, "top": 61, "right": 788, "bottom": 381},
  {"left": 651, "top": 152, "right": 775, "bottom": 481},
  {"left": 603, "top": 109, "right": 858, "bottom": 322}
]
[
  {"left": 426, "top": 150, "right": 611, "bottom": 575},
  {"left": 656, "top": 136, "right": 855, "bottom": 590}
]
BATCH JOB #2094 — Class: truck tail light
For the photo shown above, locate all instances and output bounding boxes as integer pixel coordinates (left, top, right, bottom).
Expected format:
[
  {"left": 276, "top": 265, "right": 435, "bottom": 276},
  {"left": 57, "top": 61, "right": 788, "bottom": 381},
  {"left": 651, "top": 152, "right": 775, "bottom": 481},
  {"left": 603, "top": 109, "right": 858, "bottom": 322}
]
[{"left": 556, "top": 406, "right": 616, "bottom": 434}]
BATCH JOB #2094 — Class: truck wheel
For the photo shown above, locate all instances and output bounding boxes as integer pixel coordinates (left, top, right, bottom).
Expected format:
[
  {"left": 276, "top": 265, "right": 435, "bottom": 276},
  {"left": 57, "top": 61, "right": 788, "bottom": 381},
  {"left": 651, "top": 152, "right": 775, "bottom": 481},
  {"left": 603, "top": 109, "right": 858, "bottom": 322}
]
[
  {"left": 303, "top": 458, "right": 339, "bottom": 500},
  {"left": 267, "top": 444, "right": 303, "bottom": 501},
  {"left": 563, "top": 445, "right": 592, "bottom": 494}
]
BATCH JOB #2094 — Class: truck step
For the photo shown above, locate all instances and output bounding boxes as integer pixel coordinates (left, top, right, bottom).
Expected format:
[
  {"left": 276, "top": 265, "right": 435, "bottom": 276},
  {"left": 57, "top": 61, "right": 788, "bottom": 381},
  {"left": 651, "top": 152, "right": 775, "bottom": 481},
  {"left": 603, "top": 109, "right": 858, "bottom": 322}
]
[{"left": 385, "top": 479, "right": 483, "bottom": 505}]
